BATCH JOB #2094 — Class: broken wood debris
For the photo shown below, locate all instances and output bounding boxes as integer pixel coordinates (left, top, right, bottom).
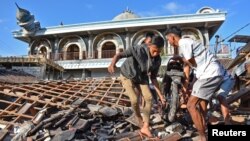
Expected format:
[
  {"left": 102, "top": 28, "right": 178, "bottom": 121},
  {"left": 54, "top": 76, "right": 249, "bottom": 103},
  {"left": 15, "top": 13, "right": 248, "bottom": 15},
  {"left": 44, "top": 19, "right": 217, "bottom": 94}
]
[
  {"left": 0, "top": 78, "right": 132, "bottom": 140},
  {"left": 0, "top": 77, "right": 249, "bottom": 140}
]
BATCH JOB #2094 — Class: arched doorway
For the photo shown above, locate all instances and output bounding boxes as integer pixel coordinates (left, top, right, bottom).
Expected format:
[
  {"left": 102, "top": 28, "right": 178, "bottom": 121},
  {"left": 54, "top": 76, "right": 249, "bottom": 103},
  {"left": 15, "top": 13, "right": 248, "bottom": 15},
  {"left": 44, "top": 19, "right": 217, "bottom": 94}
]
[
  {"left": 101, "top": 41, "right": 116, "bottom": 58},
  {"left": 66, "top": 44, "right": 79, "bottom": 60}
]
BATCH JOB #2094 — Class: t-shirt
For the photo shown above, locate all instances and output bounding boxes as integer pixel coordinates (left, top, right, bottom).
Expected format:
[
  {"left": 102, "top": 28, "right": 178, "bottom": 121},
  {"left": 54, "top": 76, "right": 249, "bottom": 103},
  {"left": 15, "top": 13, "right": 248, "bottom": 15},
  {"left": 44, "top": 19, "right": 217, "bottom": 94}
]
[{"left": 178, "top": 38, "right": 223, "bottom": 79}]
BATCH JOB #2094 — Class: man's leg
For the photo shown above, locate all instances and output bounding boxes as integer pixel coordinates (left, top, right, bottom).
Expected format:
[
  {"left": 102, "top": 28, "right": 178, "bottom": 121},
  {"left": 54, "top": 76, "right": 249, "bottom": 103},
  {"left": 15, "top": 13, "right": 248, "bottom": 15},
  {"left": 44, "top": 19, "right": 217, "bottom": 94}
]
[
  {"left": 135, "top": 85, "right": 144, "bottom": 107},
  {"left": 217, "top": 95, "right": 231, "bottom": 124},
  {"left": 187, "top": 95, "right": 207, "bottom": 141},
  {"left": 139, "top": 84, "right": 153, "bottom": 137},
  {"left": 120, "top": 75, "right": 142, "bottom": 123},
  {"left": 216, "top": 78, "right": 234, "bottom": 125},
  {"left": 199, "top": 100, "right": 208, "bottom": 130},
  {"left": 188, "top": 76, "right": 223, "bottom": 141}
]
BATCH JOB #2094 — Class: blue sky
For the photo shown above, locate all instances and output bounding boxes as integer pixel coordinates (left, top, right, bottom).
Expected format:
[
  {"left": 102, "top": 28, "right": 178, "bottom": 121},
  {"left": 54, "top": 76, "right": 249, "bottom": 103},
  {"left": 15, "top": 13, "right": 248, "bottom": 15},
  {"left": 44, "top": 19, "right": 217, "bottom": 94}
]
[{"left": 0, "top": 0, "right": 249, "bottom": 57}]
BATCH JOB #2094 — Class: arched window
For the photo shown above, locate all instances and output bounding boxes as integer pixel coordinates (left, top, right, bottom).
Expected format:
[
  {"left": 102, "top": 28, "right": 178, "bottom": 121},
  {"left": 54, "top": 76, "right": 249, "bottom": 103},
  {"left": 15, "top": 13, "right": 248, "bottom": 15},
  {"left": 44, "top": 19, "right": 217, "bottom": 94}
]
[
  {"left": 66, "top": 44, "right": 79, "bottom": 60},
  {"left": 101, "top": 42, "right": 116, "bottom": 58}
]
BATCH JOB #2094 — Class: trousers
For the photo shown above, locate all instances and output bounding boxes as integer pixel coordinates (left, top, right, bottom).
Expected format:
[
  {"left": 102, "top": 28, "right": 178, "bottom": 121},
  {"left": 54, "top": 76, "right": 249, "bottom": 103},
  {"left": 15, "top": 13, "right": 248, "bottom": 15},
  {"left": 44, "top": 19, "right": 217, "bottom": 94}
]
[{"left": 120, "top": 75, "right": 152, "bottom": 123}]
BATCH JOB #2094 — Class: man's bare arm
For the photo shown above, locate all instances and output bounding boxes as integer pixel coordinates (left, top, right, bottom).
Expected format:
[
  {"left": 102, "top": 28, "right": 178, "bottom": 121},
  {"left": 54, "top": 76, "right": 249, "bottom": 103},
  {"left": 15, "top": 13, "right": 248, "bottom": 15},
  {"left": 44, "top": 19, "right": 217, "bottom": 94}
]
[
  {"left": 108, "top": 53, "right": 122, "bottom": 74},
  {"left": 151, "top": 78, "right": 166, "bottom": 107}
]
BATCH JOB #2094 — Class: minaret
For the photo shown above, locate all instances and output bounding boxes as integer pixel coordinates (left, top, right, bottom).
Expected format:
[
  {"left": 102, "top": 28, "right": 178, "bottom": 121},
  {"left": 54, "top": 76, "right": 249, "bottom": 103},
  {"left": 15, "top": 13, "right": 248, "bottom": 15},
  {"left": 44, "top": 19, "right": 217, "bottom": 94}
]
[{"left": 15, "top": 3, "right": 40, "bottom": 35}]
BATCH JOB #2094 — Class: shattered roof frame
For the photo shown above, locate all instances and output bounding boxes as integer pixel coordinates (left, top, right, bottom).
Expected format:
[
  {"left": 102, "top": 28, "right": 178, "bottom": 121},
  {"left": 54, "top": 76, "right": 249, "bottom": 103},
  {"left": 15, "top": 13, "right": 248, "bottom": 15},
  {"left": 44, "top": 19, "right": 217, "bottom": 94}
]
[{"left": 0, "top": 78, "right": 130, "bottom": 133}]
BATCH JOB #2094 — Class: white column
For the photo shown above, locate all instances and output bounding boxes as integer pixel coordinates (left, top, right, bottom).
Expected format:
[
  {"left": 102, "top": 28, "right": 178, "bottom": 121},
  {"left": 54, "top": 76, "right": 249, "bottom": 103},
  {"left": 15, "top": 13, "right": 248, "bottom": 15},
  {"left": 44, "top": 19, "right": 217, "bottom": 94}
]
[
  {"left": 28, "top": 42, "right": 32, "bottom": 56},
  {"left": 203, "top": 29, "right": 209, "bottom": 47},
  {"left": 54, "top": 38, "right": 59, "bottom": 60},
  {"left": 125, "top": 33, "right": 130, "bottom": 49},
  {"left": 88, "top": 35, "right": 93, "bottom": 58}
]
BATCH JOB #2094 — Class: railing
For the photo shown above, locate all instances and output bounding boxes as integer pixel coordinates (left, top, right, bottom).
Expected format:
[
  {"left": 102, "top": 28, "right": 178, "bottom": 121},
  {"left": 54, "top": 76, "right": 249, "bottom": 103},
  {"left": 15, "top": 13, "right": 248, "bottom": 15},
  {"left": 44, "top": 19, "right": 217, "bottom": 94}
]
[
  {"left": 50, "top": 53, "right": 64, "bottom": 61},
  {"left": 42, "top": 44, "right": 232, "bottom": 62},
  {"left": 50, "top": 50, "right": 117, "bottom": 61},
  {"left": 46, "top": 45, "right": 231, "bottom": 61},
  {"left": 100, "top": 50, "right": 116, "bottom": 58},
  {"left": 50, "top": 51, "right": 87, "bottom": 61},
  {"left": 93, "top": 50, "right": 116, "bottom": 59},
  {"left": 66, "top": 52, "right": 79, "bottom": 60}
]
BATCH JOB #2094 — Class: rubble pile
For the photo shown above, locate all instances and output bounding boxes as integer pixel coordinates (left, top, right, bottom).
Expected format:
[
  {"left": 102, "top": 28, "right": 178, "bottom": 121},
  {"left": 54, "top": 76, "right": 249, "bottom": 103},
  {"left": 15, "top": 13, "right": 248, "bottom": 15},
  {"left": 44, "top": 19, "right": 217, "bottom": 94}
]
[
  {"left": 10, "top": 104, "right": 136, "bottom": 141},
  {"left": 0, "top": 78, "right": 191, "bottom": 141},
  {"left": 5, "top": 103, "right": 188, "bottom": 141},
  {"left": 0, "top": 76, "right": 249, "bottom": 140},
  {"left": 0, "top": 69, "right": 37, "bottom": 84}
]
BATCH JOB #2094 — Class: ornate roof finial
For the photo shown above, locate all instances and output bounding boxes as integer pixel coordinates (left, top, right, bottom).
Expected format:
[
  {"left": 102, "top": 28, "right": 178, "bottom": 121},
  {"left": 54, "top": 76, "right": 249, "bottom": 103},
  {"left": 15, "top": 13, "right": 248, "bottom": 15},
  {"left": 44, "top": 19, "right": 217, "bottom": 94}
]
[
  {"left": 15, "top": 2, "right": 20, "bottom": 9},
  {"left": 126, "top": 6, "right": 129, "bottom": 12},
  {"left": 15, "top": 3, "right": 40, "bottom": 35},
  {"left": 15, "top": 3, "right": 31, "bottom": 22}
]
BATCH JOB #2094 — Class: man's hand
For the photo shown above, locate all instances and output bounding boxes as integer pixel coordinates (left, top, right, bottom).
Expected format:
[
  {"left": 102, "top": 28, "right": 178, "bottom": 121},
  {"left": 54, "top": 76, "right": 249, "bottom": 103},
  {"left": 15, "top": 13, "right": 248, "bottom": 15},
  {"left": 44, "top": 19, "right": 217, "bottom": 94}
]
[
  {"left": 151, "top": 78, "right": 167, "bottom": 109},
  {"left": 159, "top": 96, "right": 167, "bottom": 109},
  {"left": 108, "top": 64, "right": 116, "bottom": 74},
  {"left": 108, "top": 54, "right": 121, "bottom": 74}
]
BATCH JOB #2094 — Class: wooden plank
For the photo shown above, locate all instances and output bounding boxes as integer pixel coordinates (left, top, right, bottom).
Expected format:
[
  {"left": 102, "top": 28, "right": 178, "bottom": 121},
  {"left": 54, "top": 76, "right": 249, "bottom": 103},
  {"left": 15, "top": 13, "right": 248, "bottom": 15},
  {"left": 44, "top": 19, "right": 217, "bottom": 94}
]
[
  {"left": 0, "top": 91, "right": 70, "bottom": 108},
  {"left": 17, "top": 103, "right": 33, "bottom": 114},
  {"left": 0, "top": 110, "right": 33, "bottom": 119},
  {"left": 0, "top": 99, "right": 21, "bottom": 106}
]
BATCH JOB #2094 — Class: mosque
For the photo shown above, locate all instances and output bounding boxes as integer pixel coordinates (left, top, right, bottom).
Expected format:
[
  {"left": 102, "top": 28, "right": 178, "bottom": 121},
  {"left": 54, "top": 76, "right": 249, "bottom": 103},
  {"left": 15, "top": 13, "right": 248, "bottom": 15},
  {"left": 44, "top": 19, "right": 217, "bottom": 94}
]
[{"left": 12, "top": 5, "right": 227, "bottom": 80}]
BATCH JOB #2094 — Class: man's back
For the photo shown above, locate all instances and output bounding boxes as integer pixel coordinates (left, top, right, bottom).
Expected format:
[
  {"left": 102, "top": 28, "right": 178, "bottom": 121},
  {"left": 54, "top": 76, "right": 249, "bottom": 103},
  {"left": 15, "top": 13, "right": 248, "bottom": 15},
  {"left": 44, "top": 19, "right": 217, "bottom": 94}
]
[{"left": 179, "top": 38, "right": 222, "bottom": 79}]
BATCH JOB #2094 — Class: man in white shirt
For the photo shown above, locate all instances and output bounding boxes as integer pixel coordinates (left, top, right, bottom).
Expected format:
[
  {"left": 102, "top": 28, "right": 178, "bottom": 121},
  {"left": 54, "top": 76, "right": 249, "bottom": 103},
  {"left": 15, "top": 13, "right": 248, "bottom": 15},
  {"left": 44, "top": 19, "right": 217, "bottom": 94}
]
[{"left": 165, "top": 26, "right": 223, "bottom": 141}]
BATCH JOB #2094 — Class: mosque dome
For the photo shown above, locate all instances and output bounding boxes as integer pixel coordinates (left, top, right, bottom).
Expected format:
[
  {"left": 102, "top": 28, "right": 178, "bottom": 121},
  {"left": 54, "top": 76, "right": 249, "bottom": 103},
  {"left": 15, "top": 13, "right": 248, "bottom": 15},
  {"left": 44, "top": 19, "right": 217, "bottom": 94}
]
[
  {"left": 196, "top": 6, "right": 217, "bottom": 14},
  {"left": 112, "top": 8, "right": 140, "bottom": 21}
]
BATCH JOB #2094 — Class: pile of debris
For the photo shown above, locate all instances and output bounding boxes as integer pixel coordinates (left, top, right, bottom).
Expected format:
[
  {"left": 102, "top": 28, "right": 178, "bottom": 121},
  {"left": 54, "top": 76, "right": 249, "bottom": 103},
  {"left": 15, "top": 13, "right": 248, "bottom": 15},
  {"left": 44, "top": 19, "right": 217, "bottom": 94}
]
[
  {"left": 0, "top": 78, "right": 194, "bottom": 141},
  {"left": 7, "top": 103, "right": 188, "bottom": 141},
  {"left": 0, "top": 76, "right": 250, "bottom": 141},
  {"left": 0, "top": 69, "right": 37, "bottom": 84}
]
